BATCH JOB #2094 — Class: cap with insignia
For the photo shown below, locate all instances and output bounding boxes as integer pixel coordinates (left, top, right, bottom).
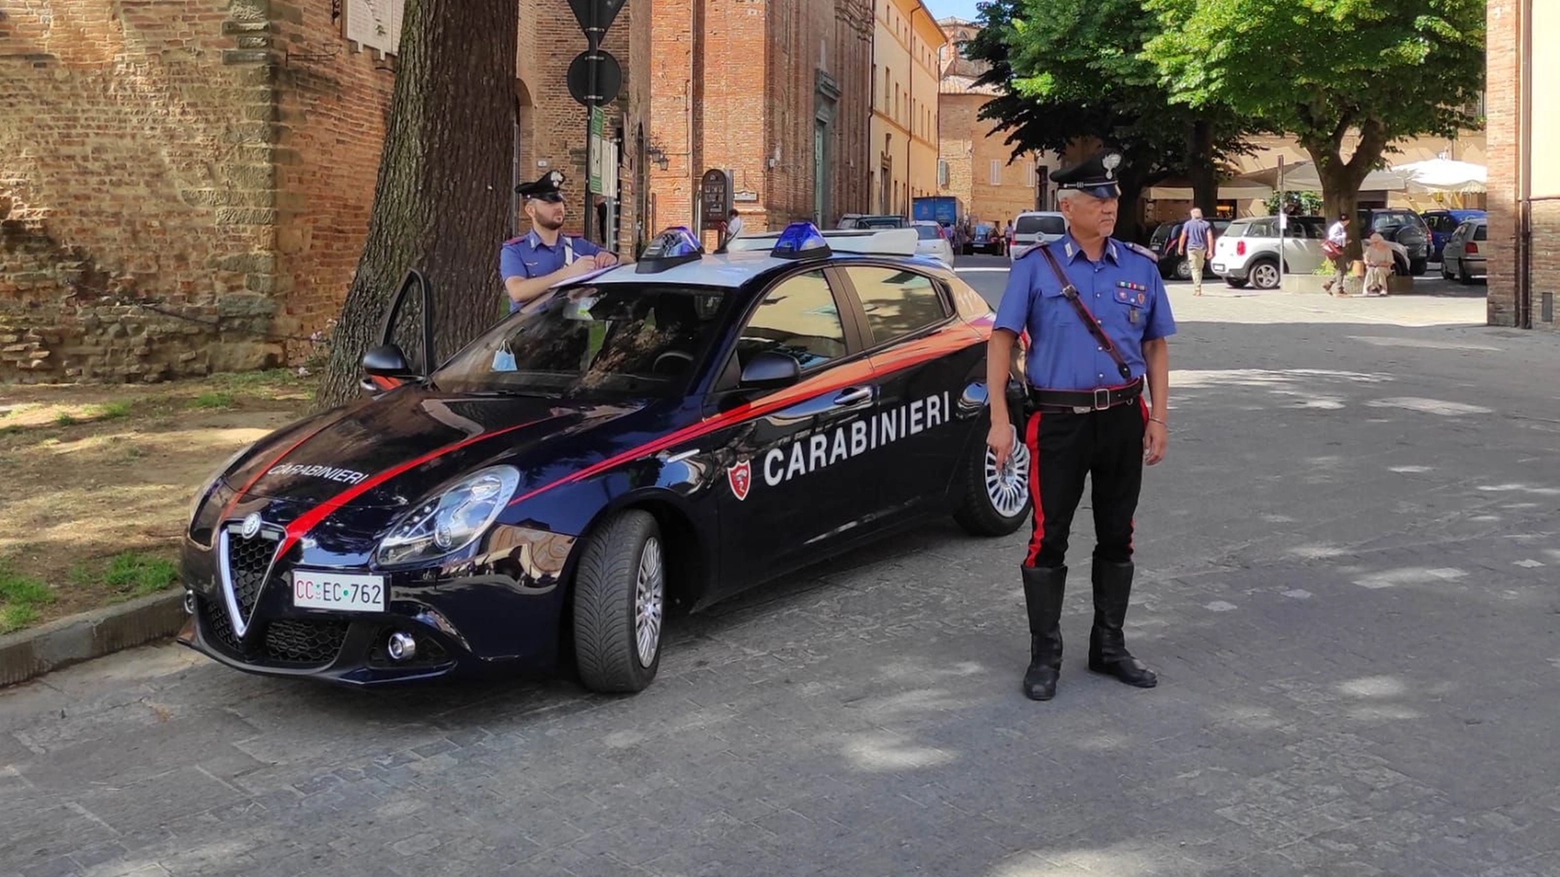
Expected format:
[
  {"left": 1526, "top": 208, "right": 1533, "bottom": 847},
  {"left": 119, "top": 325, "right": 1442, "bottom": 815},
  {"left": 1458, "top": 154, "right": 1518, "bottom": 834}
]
[
  {"left": 516, "top": 169, "right": 567, "bottom": 202},
  {"left": 1050, "top": 149, "right": 1124, "bottom": 199}
]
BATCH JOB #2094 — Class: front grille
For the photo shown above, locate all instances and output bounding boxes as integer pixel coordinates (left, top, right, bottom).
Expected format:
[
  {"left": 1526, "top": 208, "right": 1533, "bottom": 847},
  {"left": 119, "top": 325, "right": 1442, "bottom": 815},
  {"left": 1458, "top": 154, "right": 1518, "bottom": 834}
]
[
  {"left": 224, "top": 529, "right": 280, "bottom": 620},
  {"left": 198, "top": 596, "right": 241, "bottom": 655},
  {"left": 263, "top": 619, "right": 350, "bottom": 666}
]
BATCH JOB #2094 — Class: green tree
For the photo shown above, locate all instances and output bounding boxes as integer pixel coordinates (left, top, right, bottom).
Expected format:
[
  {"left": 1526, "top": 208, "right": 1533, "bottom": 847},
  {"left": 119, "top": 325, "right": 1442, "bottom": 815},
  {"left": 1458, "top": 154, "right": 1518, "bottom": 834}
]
[
  {"left": 1145, "top": 0, "right": 1486, "bottom": 257},
  {"left": 316, "top": 0, "right": 519, "bottom": 408},
  {"left": 967, "top": 0, "right": 1262, "bottom": 237}
]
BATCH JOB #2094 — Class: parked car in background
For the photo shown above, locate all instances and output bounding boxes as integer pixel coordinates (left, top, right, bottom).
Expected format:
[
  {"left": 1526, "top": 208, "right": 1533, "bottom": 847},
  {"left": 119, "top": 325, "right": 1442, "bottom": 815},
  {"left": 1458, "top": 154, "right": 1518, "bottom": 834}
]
[
  {"left": 1213, "top": 215, "right": 1412, "bottom": 289},
  {"left": 963, "top": 223, "right": 1004, "bottom": 256},
  {"left": 912, "top": 220, "right": 955, "bottom": 266},
  {"left": 1421, "top": 208, "right": 1486, "bottom": 262},
  {"left": 838, "top": 214, "right": 909, "bottom": 230},
  {"left": 1009, "top": 211, "right": 1067, "bottom": 262},
  {"left": 1440, "top": 216, "right": 1488, "bottom": 284},
  {"left": 1147, "top": 218, "right": 1233, "bottom": 280},
  {"left": 1359, "top": 208, "right": 1430, "bottom": 275}
]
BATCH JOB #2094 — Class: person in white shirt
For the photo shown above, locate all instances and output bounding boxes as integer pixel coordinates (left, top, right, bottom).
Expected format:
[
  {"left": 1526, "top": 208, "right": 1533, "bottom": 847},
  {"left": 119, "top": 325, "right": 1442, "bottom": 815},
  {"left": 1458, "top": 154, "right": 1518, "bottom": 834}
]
[
  {"left": 1323, "top": 213, "right": 1352, "bottom": 295},
  {"left": 724, "top": 209, "right": 744, "bottom": 246}
]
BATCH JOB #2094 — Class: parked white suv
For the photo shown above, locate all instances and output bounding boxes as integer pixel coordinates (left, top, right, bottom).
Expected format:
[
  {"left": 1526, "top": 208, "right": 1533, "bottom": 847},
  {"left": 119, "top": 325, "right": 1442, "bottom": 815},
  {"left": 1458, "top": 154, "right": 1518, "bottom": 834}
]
[
  {"left": 1010, "top": 211, "right": 1067, "bottom": 262},
  {"left": 1212, "top": 215, "right": 1411, "bottom": 289}
]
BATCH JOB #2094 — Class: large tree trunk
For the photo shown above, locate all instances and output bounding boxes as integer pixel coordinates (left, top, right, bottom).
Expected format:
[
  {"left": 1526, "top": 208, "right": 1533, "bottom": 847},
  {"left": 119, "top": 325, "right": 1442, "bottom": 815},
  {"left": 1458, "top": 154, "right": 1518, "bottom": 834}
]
[
  {"left": 1302, "top": 119, "right": 1388, "bottom": 263},
  {"left": 315, "top": 0, "right": 519, "bottom": 409},
  {"left": 1184, "top": 119, "right": 1219, "bottom": 217}
]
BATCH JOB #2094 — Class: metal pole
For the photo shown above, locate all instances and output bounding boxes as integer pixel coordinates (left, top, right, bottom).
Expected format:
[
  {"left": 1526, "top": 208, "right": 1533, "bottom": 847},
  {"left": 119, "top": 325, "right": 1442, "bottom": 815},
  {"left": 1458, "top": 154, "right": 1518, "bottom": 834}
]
[
  {"left": 583, "top": 10, "right": 598, "bottom": 243},
  {"left": 1277, "top": 155, "right": 1285, "bottom": 286}
]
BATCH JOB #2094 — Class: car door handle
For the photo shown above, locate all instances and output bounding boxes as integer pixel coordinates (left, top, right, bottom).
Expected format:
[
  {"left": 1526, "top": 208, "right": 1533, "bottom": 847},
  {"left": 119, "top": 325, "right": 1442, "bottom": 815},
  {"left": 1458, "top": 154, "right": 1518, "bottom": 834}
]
[{"left": 834, "top": 386, "right": 875, "bottom": 407}]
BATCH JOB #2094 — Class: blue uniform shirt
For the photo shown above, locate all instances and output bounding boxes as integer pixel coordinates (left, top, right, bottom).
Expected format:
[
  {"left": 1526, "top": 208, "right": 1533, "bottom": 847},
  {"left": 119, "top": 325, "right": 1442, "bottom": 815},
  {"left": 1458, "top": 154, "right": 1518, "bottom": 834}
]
[
  {"left": 499, "top": 230, "right": 602, "bottom": 313},
  {"left": 994, "top": 234, "right": 1176, "bottom": 391}
]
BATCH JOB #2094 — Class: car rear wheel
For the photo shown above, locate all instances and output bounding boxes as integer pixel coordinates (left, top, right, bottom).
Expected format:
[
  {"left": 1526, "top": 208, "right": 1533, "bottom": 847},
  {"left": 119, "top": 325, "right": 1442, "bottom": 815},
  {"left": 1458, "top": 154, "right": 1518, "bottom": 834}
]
[
  {"left": 954, "top": 412, "right": 1032, "bottom": 537},
  {"left": 1249, "top": 261, "right": 1281, "bottom": 290},
  {"left": 1173, "top": 258, "right": 1193, "bottom": 281},
  {"left": 573, "top": 510, "right": 663, "bottom": 693}
]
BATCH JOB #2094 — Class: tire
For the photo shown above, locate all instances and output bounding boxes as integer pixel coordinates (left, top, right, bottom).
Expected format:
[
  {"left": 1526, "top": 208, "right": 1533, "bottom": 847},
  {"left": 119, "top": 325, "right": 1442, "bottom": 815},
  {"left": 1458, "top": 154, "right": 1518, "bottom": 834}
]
[
  {"left": 1458, "top": 259, "right": 1474, "bottom": 285},
  {"left": 953, "top": 408, "right": 1032, "bottom": 537},
  {"left": 1248, "top": 260, "right": 1281, "bottom": 290},
  {"left": 1173, "top": 258, "right": 1193, "bottom": 281},
  {"left": 573, "top": 510, "right": 664, "bottom": 694},
  {"left": 1410, "top": 259, "right": 1428, "bottom": 277}
]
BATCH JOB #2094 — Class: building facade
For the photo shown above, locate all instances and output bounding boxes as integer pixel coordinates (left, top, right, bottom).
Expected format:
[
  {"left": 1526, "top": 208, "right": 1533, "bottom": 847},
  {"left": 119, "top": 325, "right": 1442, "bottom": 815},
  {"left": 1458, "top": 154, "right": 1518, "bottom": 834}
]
[
  {"left": 868, "top": 0, "right": 944, "bottom": 217},
  {"left": 647, "top": 0, "right": 873, "bottom": 239},
  {"left": 934, "top": 17, "right": 1044, "bottom": 229},
  {"left": 0, "top": 0, "right": 649, "bottom": 384},
  {"left": 1487, "top": 0, "right": 1558, "bottom": 331}
]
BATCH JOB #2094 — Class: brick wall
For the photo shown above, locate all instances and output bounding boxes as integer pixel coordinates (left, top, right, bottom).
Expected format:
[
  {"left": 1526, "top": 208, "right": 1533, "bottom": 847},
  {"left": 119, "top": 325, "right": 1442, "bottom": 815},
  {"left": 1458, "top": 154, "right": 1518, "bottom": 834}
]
[
  {"left": 829, "top": 0, "right": 873, "bottom": 222},
  {"left": 0, "top": 0, "right": 286, "bottom": 382},
  {"left": 937, "top": 91, "right": 1037, "bottom": 226}
]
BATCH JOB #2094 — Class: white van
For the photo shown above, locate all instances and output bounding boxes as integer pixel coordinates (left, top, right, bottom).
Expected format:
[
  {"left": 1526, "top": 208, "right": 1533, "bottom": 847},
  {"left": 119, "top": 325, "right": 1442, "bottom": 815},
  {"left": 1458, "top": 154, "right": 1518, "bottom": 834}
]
[{"left": 1010, "top": 211, "right": 1067, "bottom": 262}]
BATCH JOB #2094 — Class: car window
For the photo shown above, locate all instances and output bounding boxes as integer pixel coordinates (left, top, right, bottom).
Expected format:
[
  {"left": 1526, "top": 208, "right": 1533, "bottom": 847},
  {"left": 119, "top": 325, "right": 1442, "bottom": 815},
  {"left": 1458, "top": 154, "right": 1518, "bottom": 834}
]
[
  {"left": 1249, "top": 219, "right": 1276, "bottom": 238},
  {"left": 737, "top": 271, "right": 848, "bottom": 372},
  {"left": 1473, "top": 223, "right": 1487, "bottom": 241},
  {"left": 1225, "top": 221, "right": 1252, "bottom": 238},
  {"left": 432, "top": 284, "right": 732, "bottom": 398},
  {"left": 1015, "top": 214, "right": 1066, "bottom": 236},
  {"left": 843, "top": 266, "right": 948, "bottom": 346},
  {"left": 914, "top": 225, "right": 941, "bottom": 240},
  {"left": 1371, "top": 212, "right": 1407, "bottom": 231}
]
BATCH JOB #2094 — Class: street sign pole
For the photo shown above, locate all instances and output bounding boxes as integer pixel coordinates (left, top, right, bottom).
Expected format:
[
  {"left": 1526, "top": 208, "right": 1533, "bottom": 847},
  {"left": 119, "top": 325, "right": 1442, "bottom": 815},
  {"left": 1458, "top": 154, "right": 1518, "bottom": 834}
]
[
  {"left": 1278, "top": 155, "right": 1286, "bottom": 286},
  {"left": 582, "top": 5, "right": 597, "bottom": 244}
]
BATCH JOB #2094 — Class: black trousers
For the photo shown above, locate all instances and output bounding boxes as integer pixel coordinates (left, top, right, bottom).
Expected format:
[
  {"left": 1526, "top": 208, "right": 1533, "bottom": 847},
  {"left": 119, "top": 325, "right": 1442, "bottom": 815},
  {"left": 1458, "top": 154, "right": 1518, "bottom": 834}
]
[{"left": 1023, "top": 400, "right": 1146, "bottom": 569}]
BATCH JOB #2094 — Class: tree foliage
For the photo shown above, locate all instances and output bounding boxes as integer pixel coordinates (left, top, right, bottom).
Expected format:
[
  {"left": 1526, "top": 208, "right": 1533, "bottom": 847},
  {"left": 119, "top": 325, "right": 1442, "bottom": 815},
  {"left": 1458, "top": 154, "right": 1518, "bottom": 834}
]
[
  {"left": 1144, "top": 0, "right": 1486, "bottom": 250},
  {"left": 967, "top": 0, "right": 1263, "bottom": 231}
]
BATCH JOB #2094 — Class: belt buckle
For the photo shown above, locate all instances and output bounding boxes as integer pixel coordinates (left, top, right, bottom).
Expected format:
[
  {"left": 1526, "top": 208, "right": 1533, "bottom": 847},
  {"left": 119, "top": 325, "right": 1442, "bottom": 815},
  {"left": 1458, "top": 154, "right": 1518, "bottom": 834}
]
[{"left": 1092, "top": 388, "right": 1111, "bottom": 411}]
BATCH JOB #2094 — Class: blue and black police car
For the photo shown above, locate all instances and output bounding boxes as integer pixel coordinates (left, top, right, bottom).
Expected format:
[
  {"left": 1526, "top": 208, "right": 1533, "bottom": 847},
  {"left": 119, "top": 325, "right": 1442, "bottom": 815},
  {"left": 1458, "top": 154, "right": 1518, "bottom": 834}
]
[{"left": 180, "top": 223, "right": 1032, "bottom": 693}]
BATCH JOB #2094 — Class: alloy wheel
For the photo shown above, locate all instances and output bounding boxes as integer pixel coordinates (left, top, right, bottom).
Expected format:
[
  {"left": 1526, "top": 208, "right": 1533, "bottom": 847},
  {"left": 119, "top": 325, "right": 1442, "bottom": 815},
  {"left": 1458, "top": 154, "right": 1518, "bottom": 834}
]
[{"left": 634, "top": 537, "right": 664, "bottom": 668}]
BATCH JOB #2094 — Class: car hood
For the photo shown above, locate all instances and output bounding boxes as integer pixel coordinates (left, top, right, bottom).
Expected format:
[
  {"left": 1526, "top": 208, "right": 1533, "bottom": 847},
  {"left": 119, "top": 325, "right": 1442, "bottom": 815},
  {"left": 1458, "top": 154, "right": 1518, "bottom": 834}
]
[{"left": 223, "top": 388, "right": 655, "bottom": 514}]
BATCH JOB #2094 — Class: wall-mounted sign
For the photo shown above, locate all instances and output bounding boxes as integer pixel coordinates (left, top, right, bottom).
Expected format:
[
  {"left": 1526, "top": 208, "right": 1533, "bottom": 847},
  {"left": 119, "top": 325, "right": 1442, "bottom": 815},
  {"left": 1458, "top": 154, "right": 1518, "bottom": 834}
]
[
  {"left": 733, "top": 190, "right": 759, "bottom": 202},
  {"left": 700, "top": 169, "right": 732, "bottom": 226}
]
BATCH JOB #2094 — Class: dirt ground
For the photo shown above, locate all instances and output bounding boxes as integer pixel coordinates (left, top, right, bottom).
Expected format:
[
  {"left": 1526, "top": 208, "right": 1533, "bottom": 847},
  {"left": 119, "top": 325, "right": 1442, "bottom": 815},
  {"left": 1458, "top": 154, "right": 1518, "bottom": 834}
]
[{"left": 0, "top": 371, "right": 314, "bottom": 630}]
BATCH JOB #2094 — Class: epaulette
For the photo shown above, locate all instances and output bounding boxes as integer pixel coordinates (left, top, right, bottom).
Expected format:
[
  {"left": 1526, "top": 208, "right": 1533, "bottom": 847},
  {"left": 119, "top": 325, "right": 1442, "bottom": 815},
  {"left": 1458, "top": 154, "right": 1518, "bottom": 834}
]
[
  {"left": 1120, "top": 241, "right": 1159, "bottom": 263},
  {"left": 503, "top": 236, "right": 525, "bottom": 245}
]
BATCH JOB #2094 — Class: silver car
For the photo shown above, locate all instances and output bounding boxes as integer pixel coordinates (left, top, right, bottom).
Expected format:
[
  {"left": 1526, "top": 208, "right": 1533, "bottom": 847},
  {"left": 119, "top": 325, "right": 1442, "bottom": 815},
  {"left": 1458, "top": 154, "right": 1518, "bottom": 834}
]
[{"left": 1439, "top": 217, "right": 1488, "bottom": 284}]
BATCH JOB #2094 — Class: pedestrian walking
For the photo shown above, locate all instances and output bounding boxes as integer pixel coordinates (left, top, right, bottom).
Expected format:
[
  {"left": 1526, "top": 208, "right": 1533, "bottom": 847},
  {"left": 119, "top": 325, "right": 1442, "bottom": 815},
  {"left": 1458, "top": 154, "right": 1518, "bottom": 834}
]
[
  {"left": 724, "top": 209, "right": 744, "bottom": 248},
  {"left": 1322, "top": 212, "right": 1352, "bottom": 296},
  {"left": 499, "top": 170, "right": 619, "bottom": 314},
  {"left": 985, "top": 149, "right": 1176, "bottom": 702},
  {"left": 1363, "top": 233, "right": 1394, "bottom": 296},
  {"left": 1175, "top": 207, "right": 1217, "bottom": 296}
]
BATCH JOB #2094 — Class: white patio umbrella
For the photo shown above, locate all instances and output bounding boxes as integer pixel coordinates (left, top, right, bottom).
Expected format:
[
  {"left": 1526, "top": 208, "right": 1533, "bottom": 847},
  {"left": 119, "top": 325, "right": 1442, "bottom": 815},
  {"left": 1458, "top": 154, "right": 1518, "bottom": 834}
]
[
  {"left": 1238, "top": 160, "right": 1411, "bottom": 193},
  {"left": 1393, "top": 157, "right": 1487, "bottom": 193}
]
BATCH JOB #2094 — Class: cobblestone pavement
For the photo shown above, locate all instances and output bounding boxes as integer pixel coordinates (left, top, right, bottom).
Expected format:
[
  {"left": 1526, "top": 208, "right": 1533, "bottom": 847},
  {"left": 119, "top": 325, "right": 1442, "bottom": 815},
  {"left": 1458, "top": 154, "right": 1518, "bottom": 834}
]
[{"left": 4, "top": 263, "right": 1559, "bottom": 877}]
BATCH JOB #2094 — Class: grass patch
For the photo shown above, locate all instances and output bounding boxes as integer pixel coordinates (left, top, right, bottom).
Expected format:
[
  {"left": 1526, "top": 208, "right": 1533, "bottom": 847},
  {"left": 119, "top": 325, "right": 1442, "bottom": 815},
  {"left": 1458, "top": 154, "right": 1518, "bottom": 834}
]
[
  {"left": 96, "top": 400, "right": 134, "bottom": 419},
  {"left": 102, "top": 552, "right": 179, "bottom": 598},
  {"left": 190, "top": 391, "right": 236, "bottom": 410},
  {"left": 55, "top": 413, "right": 80, "bottom": 426},
  {"left": 0, "top": 559, "right": 57, "bottom": 633}
]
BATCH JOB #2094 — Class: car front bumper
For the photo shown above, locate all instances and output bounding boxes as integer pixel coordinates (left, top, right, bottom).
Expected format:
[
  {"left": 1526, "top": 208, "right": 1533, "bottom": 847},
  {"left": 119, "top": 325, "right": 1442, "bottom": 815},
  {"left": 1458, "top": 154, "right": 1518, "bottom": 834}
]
[{"left": 178, "top": 523, "right": 578, "bottom": 686}]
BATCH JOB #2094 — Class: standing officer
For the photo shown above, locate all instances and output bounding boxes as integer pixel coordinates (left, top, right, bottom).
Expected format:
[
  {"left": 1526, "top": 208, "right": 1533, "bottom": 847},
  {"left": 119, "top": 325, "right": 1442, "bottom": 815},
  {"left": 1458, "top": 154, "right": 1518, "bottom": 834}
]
[
  {"left": 985, "top": 149, "right": 1176, "bottom": 702},
  {"left": 500, "top": 170, "right": 619, "bottom": 314}
]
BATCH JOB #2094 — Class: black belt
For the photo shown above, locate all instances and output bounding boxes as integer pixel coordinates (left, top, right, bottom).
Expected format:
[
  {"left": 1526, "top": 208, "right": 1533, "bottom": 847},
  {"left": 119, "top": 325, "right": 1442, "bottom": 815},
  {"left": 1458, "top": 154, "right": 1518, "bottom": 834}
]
[{"left": 1027, "top": 379, "right": 1143, "bottom": 413}]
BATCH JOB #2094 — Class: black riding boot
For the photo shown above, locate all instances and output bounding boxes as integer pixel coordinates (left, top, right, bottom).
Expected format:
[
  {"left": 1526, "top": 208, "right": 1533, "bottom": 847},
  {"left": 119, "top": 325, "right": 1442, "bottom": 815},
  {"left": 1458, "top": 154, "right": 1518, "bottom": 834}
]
[
  {"left": 1021, "top": 565, "right": 1067, "bottom": 701},
  {"left": 1088, "top": 559, "right": 1158, "bottom": 688}
]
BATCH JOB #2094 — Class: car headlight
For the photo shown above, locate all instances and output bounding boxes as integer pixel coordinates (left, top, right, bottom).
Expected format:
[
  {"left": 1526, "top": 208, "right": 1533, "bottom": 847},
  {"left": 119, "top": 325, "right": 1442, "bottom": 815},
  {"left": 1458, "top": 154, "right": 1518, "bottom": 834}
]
[
  {"left": 375, "top": 466, "right": 520, "bottom": 567},
  {"left": 189, "top": 440, "right": 258, "bottom": 524}
]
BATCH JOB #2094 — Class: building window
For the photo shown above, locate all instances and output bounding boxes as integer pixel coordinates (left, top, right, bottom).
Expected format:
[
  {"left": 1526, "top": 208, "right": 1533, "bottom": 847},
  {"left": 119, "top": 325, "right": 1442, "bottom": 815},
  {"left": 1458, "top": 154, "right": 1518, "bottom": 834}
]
[
  {"left": 990, "top": 160, "right": 1001, "bottom": 185},
  {"left": 937, "top": 160, "right": 949, "bottom": 187},
  {"left": 1025, "top": 163, "right": 1035, "bottom": 187}
]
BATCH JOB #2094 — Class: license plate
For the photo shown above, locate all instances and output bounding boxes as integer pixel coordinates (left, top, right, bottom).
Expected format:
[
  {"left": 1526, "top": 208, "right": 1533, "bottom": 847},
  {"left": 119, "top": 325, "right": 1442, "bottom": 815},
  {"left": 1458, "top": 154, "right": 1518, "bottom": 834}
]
[
  {"left": 1211, "top": 263, "right": 1225, "bottom": 272},
  {"left": 291, "top": 569, "right": 386, "bottom": 612}
]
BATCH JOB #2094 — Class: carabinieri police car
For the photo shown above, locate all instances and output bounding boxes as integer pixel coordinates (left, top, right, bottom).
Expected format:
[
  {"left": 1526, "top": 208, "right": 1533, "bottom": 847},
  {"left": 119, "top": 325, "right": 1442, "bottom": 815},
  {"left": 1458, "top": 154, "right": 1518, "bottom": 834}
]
[{"left": 179, "top": 223, "right": 1032, "bottom": 692}]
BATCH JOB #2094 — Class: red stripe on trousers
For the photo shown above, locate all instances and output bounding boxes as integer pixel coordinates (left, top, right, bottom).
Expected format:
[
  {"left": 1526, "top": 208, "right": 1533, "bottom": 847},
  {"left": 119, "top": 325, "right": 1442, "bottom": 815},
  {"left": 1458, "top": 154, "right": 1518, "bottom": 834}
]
[{"left": 1023, "top": 411, "right": 1045, "bottom": 567}]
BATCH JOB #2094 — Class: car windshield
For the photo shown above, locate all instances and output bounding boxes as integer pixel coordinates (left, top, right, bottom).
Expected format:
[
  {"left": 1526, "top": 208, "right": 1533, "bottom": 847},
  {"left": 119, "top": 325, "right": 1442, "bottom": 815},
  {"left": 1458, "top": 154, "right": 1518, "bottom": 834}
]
[
  {"left": 915, "top": 225, "right": 941, "bottom": 240},
  {"left": 1015, "top": 215, "right": 1066, "bottom": 236},
  {"left": 859, "top": 217, "right": 905, "bottom": 228},
  {"left": 430, "top": 284, "right": 732, "bottom": 398}
]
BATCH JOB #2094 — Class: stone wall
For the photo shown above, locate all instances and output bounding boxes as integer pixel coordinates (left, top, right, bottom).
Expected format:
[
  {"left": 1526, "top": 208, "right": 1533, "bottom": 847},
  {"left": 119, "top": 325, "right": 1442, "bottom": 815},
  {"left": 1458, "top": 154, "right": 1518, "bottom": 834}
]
[{"left": 0, "top": 0, "right": 287, "bottom": 382}]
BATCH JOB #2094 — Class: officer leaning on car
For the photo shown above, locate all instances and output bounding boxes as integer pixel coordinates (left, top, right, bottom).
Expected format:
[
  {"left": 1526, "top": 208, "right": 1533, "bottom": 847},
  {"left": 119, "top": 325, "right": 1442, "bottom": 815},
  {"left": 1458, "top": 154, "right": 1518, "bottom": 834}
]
[
  {"left": 499, "top": 170, "right": 620, "bottom": 314},
  {"left": 985, "top": 149, "right": 1176, "bottom": 702}
]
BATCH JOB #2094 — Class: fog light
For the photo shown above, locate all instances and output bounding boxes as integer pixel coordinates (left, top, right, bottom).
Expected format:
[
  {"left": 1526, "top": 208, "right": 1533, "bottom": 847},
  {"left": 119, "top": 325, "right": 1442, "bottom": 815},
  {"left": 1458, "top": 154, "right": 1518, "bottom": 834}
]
[
  {"left": 386, "top": 631, "right": 417, "bottom": 662},
  {"left": 183, "top": 591, "right": 196, "bottom": 615}
]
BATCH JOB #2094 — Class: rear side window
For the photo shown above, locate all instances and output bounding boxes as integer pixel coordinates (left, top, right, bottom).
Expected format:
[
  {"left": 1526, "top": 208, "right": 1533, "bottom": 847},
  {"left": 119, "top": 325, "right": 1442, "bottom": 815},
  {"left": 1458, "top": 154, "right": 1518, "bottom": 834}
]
[
  {"left": 842, "top": 266, "right": 948, "bottom": 346},
  {"left": 1474, "top": 223, "right": 1488, "bottom": 241},
  {"left": 1015, "top": 214, "right": 1066, "bottom": 236},
  {"left": 915, "top": 225, "right": 941, "bottom": 240},
  {"left": 1225, "top": 221, "right": 1253, "bottom": 238}
]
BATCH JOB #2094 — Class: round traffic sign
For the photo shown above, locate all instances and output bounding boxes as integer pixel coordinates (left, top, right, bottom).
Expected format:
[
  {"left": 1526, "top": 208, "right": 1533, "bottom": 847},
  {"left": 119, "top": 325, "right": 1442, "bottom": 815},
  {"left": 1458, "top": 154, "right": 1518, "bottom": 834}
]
[{"left": 567, "top": 49, "right": 623, "bottom": 107}]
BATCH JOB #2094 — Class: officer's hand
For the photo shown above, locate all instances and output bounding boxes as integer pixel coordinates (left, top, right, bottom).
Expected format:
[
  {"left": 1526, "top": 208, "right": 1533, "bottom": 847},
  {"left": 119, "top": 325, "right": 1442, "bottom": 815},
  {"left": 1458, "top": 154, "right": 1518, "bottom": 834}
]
[
  {"left": 593, "top": 251, "right": 618, "bottom": 269},
  {"left": 987, "top": 421, "right": 1015, "bottom": 470},
  {"left": 1144, "top": 420, "right": 1168, "bottom": 466},
  {"left": 566, "top": 258, "right": 597, "bottom": 277}
]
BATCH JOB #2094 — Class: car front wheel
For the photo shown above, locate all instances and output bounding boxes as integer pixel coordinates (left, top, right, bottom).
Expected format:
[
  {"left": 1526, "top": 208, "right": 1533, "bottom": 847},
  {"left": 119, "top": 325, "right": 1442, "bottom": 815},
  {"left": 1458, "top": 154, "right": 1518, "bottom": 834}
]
[
  {"left": 1173, "top": 258, "right": 1193, "bottom": 280},
  {"left": 573, "top": 510, "right": 664, "bottom": 693},
  {"left": 1249, "top": 260, "right": 1281, "bottom": 290},
  {"left": 954, "top": 411, "right": 1032, "bottom": 537}
]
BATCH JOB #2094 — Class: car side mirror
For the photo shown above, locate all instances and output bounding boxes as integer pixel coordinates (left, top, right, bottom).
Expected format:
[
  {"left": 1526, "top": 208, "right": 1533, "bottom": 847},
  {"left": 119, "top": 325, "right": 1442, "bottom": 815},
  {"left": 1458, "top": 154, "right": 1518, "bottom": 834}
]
[
  {"left": 739, "top": 351, "right": 801, "bottom": 390},
  {"left": 362, "top": 344, "right": 417, "bottom": 378}
]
